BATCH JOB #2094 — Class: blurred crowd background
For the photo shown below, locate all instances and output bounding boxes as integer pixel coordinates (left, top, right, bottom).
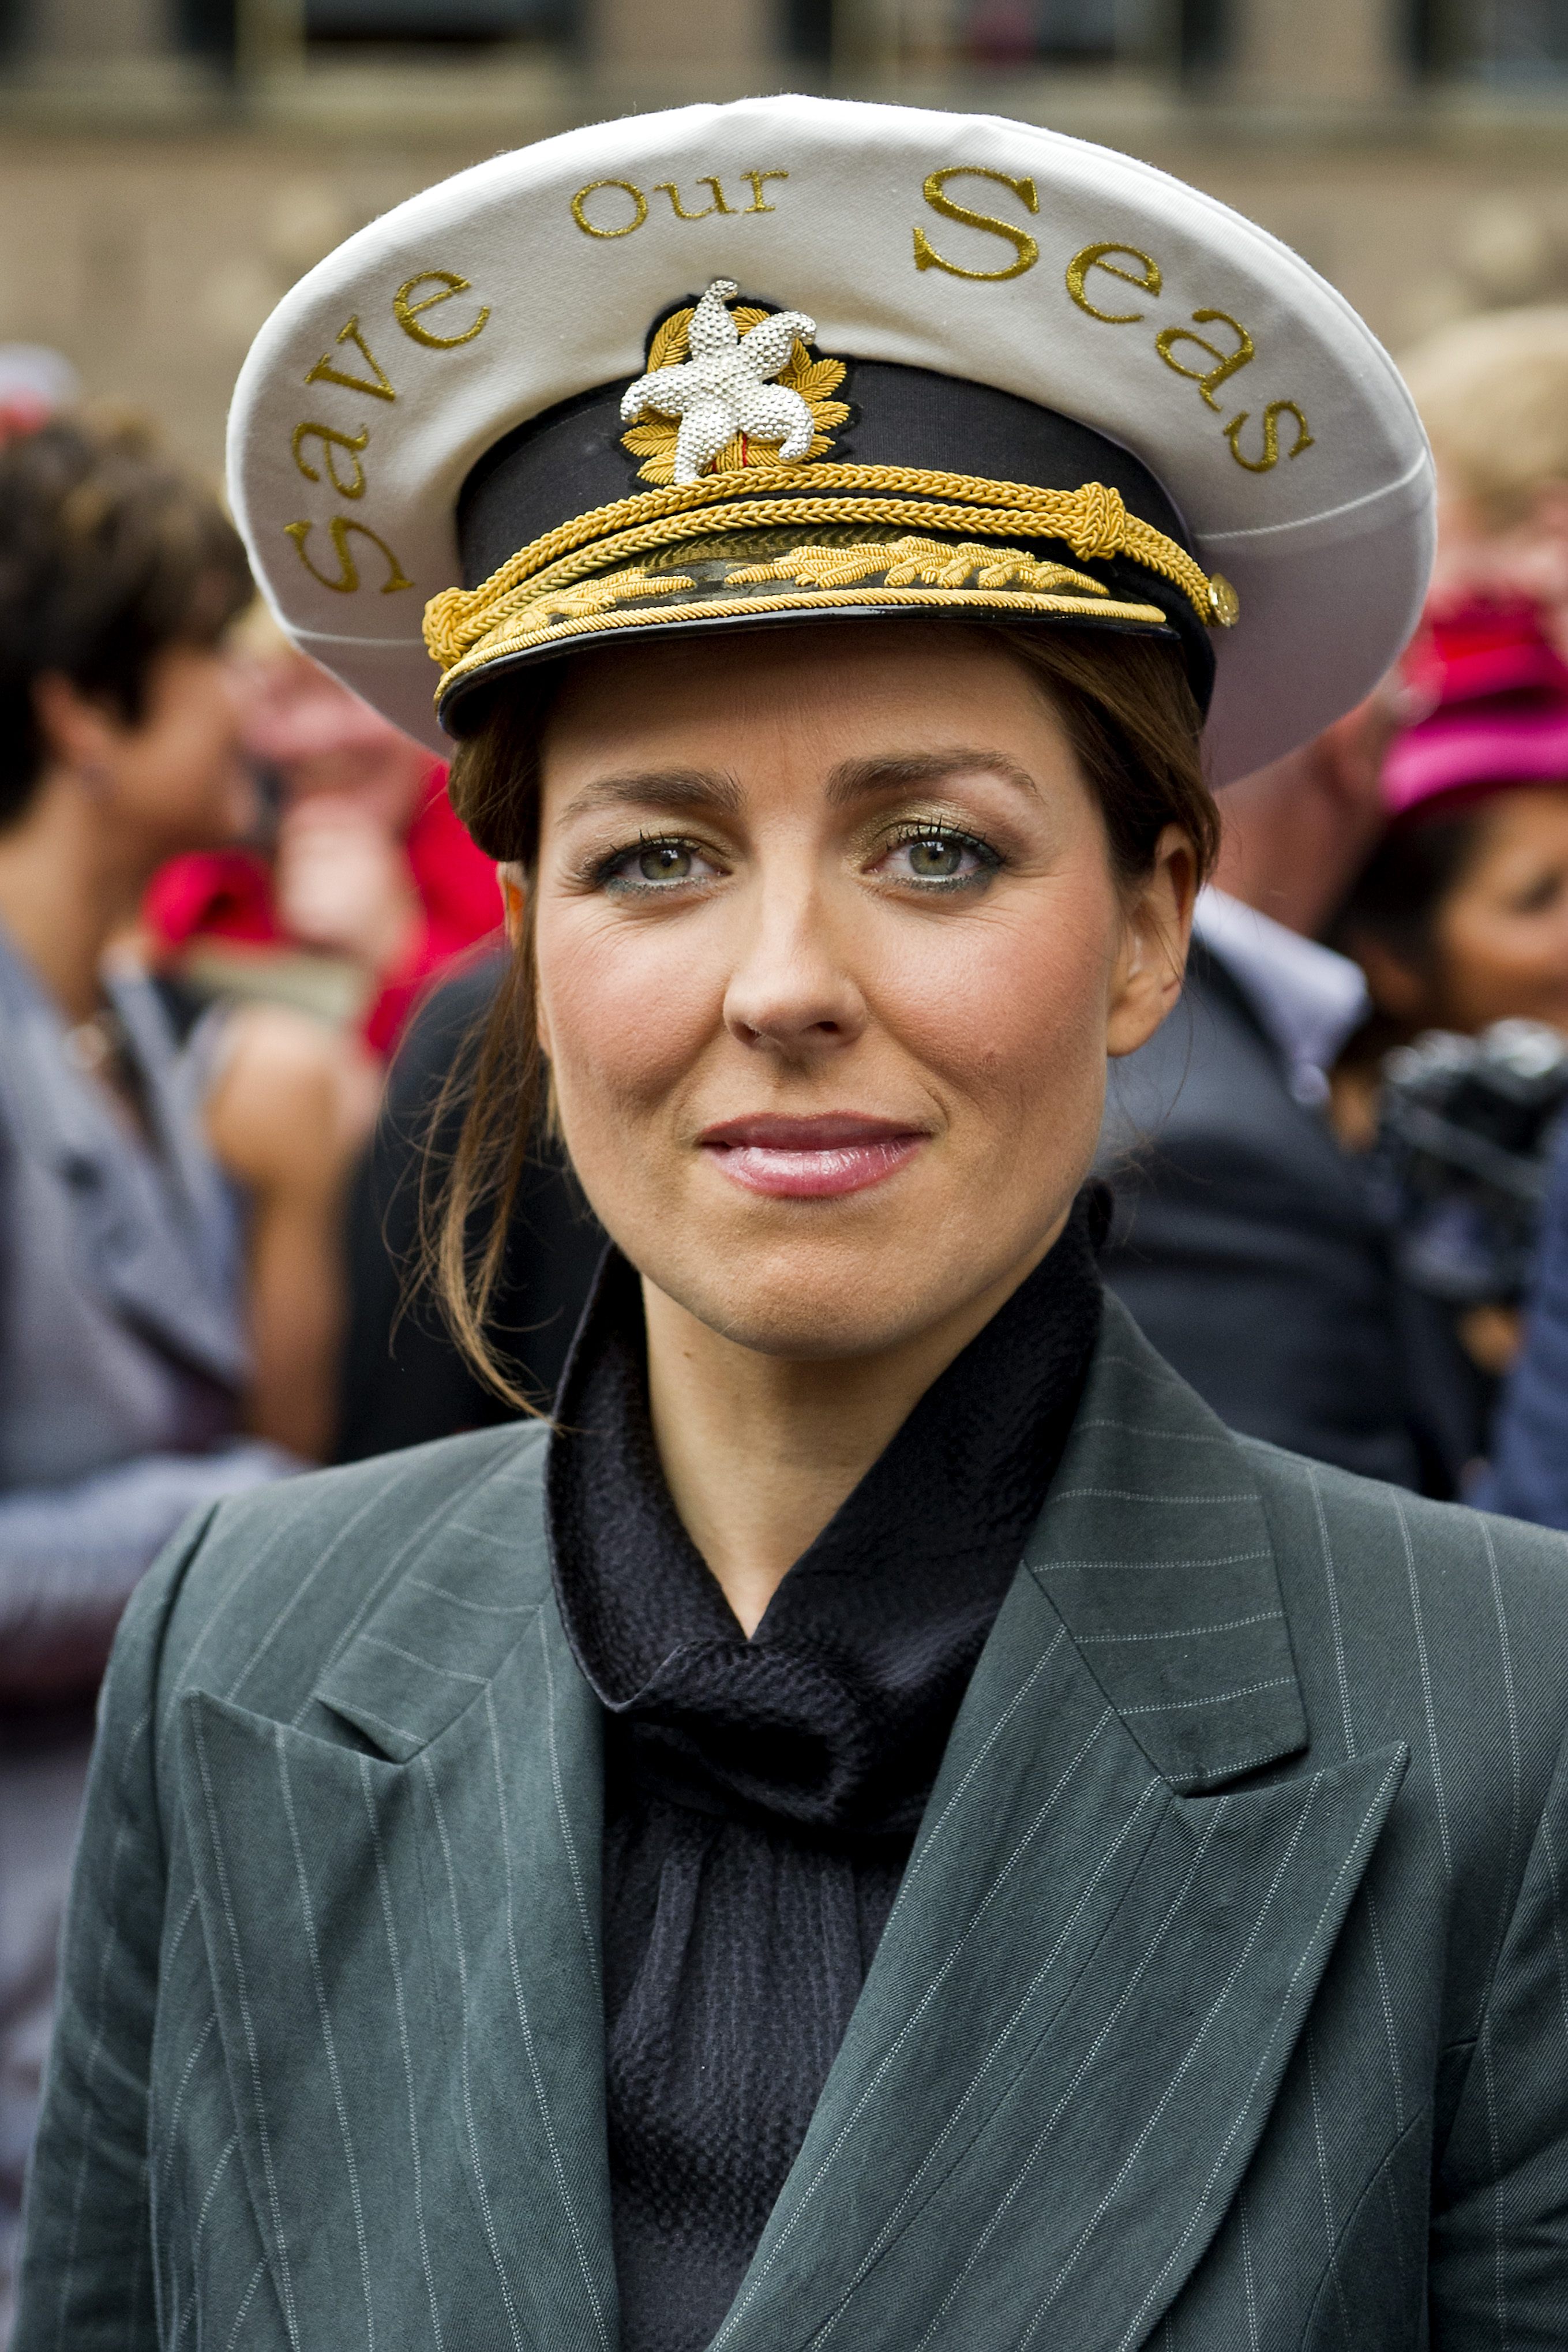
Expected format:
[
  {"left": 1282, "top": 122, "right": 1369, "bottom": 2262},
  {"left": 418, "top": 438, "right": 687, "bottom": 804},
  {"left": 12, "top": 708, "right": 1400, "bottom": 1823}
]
[{"left": 10, "top": 0, "right": 1568, "bottom": 2336}]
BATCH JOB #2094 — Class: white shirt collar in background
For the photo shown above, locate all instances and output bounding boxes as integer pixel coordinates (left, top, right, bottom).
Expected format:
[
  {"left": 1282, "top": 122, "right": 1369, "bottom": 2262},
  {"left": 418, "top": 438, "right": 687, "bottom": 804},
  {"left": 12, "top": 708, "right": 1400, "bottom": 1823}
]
[{"left": 1191, "top": 887, "right": 1370, "bottom": 1110}]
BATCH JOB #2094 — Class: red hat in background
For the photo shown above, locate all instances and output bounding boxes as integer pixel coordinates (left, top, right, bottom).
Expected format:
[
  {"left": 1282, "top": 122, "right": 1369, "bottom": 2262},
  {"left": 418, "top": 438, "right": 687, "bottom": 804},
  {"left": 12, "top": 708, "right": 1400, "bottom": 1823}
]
[{"left": 1385, "top": 603, "right": 1568, "bottom": 819}]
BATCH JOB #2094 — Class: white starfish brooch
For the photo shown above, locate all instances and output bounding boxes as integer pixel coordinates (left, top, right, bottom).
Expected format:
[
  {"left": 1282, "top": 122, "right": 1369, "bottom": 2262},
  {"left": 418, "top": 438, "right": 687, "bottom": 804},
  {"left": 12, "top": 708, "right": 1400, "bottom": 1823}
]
[{"left": 620, "top": 279, "right": 819, "bottom": 487}]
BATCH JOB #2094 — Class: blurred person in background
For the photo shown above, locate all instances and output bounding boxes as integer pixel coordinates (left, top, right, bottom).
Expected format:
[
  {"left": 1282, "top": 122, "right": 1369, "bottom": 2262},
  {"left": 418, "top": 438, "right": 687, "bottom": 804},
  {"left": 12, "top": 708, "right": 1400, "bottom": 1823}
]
[
  {"left": 144, "top": 624, "right": 502, "bottom": 1058},
  {"left": 1330, "top": 609, "right": 1568, "bottom": 1380},
  {"left": 0, "top": 417, "right": 351, "bottom": 2329},
  {"left": 1390, "top": 305, "right": 1568, "bottom": 1522},
  {"left": 1402, "top": 305, "right": 1568, "bottom": 647},
  {"left": 1336, "top": 603, "right": 1568, "bottom": 1527},
  {"left": 1332, "top": 611, "right": 1568, "bottom": 1106},
  {"left": 178, "top": 655, "right": 573, "bottom": 1463},
  {"left": 1098, "top": 302, "right": 1568, "bottom": 1497},
  {"left": 1097, "top": 688, "right": 1486, "bottom": 1492}
]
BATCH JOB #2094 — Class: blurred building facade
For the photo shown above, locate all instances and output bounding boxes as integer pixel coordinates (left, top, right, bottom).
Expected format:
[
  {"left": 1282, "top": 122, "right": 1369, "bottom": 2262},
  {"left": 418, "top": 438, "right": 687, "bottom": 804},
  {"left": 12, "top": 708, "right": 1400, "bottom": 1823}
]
[{"left": 0, "top": 0, "right": 1565, "bottom": 470}]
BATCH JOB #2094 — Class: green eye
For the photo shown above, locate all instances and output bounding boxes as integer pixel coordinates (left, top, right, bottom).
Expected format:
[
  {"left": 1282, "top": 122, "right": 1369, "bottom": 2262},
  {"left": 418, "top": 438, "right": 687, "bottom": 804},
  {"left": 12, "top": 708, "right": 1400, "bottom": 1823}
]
[
  {"left": 879, "top": 825, "right": 999, "bottom": 890},
  {"left": 595, "top": 834, "right": 722, "bottom": 894},
  {"left": 637, "top": 842, "right": 693, "bottom": 881},
  {"left": 906, "top": 835, "right": 966, "bottom": 878}
]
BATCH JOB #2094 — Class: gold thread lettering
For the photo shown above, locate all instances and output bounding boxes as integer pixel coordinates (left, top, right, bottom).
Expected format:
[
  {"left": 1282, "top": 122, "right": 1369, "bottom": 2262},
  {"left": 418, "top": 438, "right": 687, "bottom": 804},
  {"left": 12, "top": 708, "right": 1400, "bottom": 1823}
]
[
  {"left": 1064, "top": 242, "right": 1162, "bottom": 323},
  {"left": 303, "top": 316, "right": 396, "bottom": 403},
  {"left": 291, "top": 422, "right": 369, "bottom": 499},
  {"left": 284, "top": 516, "right": 414, "bottom": 594},
  {"left": 913, "top": 167, "right": 1040, "bottom": 283},
  {"left": 1154, "top": 308, "right": 1255, "bottom": 412},
  {"left": 654, "top": 177, "right": 736, "bottom": 220},
  {"left": 1222, "top": 402, "right": 1314, "bottom": 473},
  {"left": 742, "top": 170, "right": 788, "bottom": 212},
  {"left": 571, "top": 179, "right": 648, "bottom": 239},
  {"left": 393, "top": 271, "right": 489, "bottom": 348}
]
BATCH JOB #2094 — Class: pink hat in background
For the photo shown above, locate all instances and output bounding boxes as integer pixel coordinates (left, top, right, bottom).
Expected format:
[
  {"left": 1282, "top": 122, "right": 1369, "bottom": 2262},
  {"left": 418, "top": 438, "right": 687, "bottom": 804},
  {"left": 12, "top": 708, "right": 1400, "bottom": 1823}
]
[{"left": 1385, "top": 603, "right": 1568, "bottom": 820}]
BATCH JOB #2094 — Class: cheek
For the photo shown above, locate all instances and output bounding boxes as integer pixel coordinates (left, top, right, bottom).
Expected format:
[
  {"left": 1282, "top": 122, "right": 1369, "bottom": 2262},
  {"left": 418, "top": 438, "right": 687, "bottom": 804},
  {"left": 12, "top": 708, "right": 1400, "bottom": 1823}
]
[
  {"left": 874, "top": 878, "right": 1118, "bottom": 1111},
  {"left": 536, "top": 902, "right": 721, "bottom": 1122},
  {"left": 1443, "top": 898, "right": 1567, "bottom": 987},
  {"left": 153, "top": 699, "right": 233, "bottom": 798}
]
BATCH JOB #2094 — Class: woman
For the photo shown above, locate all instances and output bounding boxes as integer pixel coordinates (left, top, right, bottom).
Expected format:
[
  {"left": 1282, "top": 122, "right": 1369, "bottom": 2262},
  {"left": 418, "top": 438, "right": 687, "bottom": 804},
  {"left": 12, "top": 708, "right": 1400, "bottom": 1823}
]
[
  {"left": 0, "top": 414, "right": 352, "bottom": 2325},
  {"left": 1330, "top": 607, "right": 1568, "bottom": 1377},
  {"left": 0, "top": 416, "right": 358, "bottom": 1552},
  {"left": 1336, "top": 606, "right": 1568, "bottom": 1051},
  {"left": 17, "top": 100, "right": 1568, "bottom": 2352}
]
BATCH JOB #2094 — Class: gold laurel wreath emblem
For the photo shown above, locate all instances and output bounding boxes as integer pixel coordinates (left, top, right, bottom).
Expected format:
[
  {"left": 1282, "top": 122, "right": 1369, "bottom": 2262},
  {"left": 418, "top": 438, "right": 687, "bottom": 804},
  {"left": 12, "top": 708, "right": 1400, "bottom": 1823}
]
[{"left": 621, "top": 305, "right": 851, "bottom": 486}]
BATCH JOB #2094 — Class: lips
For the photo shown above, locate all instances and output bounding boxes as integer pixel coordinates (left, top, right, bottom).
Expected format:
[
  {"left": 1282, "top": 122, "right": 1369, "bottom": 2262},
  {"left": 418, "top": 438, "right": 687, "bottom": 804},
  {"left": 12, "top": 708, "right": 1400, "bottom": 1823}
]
[{"left": 699, "top": 1114, "right": 928, "bottom": 1199}]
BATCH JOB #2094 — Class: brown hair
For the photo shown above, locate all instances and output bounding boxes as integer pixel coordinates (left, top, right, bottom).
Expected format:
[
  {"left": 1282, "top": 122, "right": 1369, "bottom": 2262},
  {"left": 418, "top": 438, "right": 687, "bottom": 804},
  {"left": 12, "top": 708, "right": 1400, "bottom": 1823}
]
[
  {"left": 0, "top": 413, "right": 253, "bottom": 829},
  {"left": 432, "top": 624, "right": 1218, "bottom": 1404},
  {"left": 1331, "top": 799, "right": 1492, "bottom": 980}
]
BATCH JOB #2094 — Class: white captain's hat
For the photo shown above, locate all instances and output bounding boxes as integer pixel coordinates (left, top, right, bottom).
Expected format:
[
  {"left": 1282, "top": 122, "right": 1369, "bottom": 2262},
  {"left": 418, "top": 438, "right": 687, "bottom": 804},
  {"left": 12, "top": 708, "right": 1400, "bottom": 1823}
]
[{"left": 227, "top": 94, "right": 1433, "bottom": 785}]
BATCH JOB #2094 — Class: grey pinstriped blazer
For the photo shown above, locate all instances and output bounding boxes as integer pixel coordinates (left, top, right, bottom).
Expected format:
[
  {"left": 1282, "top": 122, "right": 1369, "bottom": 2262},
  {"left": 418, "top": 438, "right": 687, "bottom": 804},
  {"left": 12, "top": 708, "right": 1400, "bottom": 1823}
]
[{"left": 16, "top": 1297, "right": 1568, "bottom": 2351}]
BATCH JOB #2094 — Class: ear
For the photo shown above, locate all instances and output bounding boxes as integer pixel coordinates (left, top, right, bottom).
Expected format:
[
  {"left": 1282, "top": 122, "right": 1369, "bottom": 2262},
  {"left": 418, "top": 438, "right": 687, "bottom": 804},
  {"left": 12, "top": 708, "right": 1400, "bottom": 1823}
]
[
  {"left": 501, "top": 862, "right": 554, "bottom": 1062},
  {"left": 496, "top": 860, "right": 527, "bottom": 945},
  {"left": 1106, "top": 823, "right": 1197, "bottom": 1060},
  {"left": 31, "top": 672, "right": 125, "bottom": 777}
]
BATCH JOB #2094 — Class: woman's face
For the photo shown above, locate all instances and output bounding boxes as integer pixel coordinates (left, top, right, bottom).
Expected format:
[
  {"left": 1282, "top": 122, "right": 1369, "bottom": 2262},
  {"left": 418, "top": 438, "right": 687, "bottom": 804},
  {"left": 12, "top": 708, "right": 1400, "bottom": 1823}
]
[
  {"left": 1414, "top": 787, "right": 1568, "bottom": 1035},
  {"left": 532, "top": 624, "right": 1191, "bottom": 1362},
  {"left": 50, "top": 643, "right": 254, "bottom": 860}
]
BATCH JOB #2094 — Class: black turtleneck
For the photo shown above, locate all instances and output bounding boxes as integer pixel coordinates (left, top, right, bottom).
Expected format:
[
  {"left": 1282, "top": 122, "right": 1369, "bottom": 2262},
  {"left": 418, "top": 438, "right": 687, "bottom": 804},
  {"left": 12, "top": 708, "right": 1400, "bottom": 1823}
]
[{"left": 546, "top": 1196, "right": 1104, "bottom": 2352}]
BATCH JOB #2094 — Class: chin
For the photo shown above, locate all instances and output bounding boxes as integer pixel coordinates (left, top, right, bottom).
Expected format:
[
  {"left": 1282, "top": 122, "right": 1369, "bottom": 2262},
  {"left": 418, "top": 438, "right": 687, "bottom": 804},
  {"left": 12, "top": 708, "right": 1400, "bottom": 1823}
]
[{"left": 632, "top": 1216, "right": 1023, "bottom": 1362}]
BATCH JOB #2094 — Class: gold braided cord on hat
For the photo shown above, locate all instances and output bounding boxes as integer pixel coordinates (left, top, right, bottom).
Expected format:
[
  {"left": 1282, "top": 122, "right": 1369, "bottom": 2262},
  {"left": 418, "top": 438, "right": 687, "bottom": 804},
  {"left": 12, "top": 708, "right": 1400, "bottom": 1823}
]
[
  {"left": 423, "top": 468, "right": 1236, "bottom": 686},
  {"left": 440, "top": 494, "right": 1155, "bottom": 666}
]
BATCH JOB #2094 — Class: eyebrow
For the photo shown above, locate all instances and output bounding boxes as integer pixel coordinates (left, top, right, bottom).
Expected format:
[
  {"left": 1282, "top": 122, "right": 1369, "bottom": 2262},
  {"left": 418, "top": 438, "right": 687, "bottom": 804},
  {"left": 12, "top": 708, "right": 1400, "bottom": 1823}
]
[
  {"left": 824, "top": 750, "right": 1041, "bottom": 806},
  {"left": 557, "top": 769, "right": 744, "bottom": 823},
  {"left": 556, "top": 749, "right": 1040, "bottom": 825}
]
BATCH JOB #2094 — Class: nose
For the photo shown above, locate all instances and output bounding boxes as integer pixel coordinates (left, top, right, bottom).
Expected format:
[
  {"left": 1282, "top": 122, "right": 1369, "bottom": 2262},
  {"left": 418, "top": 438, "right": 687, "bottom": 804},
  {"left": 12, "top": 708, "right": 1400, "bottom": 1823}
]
[{"left": 722, "top": 879, "right": 868, "bottom": 1057}]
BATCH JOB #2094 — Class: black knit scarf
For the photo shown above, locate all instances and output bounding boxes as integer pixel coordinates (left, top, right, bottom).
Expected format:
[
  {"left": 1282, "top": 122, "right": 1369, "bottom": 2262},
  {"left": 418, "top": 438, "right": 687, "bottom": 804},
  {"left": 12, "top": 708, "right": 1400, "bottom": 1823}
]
[{"left": 547, "top": 1194, "right": 1104, "bottom": 2352}]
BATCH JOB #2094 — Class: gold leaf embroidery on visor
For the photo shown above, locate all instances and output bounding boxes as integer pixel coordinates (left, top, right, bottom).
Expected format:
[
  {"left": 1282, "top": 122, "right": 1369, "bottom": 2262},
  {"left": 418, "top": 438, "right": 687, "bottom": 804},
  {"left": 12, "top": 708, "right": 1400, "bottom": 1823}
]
[
  {"left": 423, "top": 469, "right": 1238, "bottom": 701},
  {"left": 430, "top": 534, "right": 1172, "bottom": 701},
  {"left": 521, "top": 567, "right": 697, "bottom": 627},
  {"left": 723, "top": 537, "right": 1109, "bottom": 595}
]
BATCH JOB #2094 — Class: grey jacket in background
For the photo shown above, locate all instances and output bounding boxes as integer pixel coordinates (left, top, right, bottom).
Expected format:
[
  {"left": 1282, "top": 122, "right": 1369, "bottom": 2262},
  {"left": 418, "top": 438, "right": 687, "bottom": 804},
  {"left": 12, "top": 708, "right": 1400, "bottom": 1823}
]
[
  {"left": 0, "top": 928, "right": 290, "bottom": 1695},
  {"left": 17, "top": 1299, "right": 1568, "bottom": 2350}
]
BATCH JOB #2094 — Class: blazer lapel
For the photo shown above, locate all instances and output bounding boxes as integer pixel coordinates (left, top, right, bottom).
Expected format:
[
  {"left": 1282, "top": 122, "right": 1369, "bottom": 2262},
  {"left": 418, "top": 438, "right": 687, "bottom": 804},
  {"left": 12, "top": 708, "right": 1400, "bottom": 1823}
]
[
  {"left": 718, "top": 1301, "right": 1408, "bottom": 2352},
  {"left": 179, "top": 1431, "right": 618, "bottom": 2352}
]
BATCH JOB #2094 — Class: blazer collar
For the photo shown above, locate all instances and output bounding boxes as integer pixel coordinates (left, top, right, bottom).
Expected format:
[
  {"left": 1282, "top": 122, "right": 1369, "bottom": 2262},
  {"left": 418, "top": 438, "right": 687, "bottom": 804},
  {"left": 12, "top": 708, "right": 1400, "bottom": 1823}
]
[{"left": 310, "top": 1294, "right": 1306, "bottom": 1786}]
